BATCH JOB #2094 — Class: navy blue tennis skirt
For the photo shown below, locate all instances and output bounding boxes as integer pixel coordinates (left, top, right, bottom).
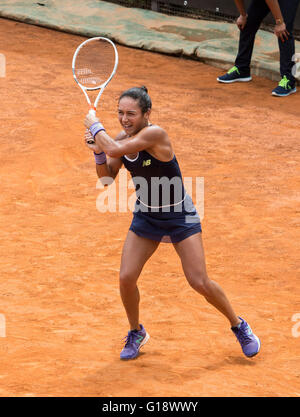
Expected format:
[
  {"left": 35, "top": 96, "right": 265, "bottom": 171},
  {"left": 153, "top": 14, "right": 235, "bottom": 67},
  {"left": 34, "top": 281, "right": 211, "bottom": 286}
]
[{"left": 129, "top": 194, "right": 202, "bottom": 243}]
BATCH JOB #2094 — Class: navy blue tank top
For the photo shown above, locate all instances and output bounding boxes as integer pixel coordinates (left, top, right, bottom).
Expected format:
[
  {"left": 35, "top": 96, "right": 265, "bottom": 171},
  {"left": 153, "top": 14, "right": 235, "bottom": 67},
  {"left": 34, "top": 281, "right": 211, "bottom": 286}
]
[{"left": 121, "top": 150, "right": 186, "bottom": 212}]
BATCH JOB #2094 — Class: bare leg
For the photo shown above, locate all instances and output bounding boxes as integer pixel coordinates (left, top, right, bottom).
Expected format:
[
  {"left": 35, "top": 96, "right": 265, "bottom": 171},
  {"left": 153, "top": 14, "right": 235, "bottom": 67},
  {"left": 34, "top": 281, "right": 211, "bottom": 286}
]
[
  {"left": 119, "top": 231, "right": 159, "bottom": 330},
  {"left": 173, "top": 233, "right": 240, "bottom": 327}
]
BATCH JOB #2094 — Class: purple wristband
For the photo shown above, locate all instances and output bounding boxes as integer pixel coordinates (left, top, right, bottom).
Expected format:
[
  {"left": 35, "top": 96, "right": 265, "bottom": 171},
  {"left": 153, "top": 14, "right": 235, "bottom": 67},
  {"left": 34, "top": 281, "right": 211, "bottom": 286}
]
[
  {"left": 89, "top": 122, "right": 105, "bottom": 138},
  {"left": 94, "top": 151, "right": 107, "bottom": 165}
]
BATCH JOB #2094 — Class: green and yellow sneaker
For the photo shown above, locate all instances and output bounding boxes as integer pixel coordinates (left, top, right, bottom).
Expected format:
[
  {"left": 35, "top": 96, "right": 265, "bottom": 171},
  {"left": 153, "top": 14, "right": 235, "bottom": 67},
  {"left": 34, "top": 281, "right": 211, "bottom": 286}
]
[
  {"left": 217, "top": 66, "right": 252, "bottom": 83},
  {"left": 272, "top": 75, "right": 297, "bottom": 97}
]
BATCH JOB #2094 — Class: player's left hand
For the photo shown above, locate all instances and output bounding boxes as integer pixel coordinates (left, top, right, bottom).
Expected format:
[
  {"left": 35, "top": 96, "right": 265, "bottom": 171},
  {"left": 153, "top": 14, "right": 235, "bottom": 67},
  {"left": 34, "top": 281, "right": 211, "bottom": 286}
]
[
  {"left": 84, "top": 129, "right": 103, "bottom": 153},
  {"left": 84, "top": 111, "right": 100, "bottom": 129},
  {"left": 274, "top": 22, "right": 289, "bottom": 42}
]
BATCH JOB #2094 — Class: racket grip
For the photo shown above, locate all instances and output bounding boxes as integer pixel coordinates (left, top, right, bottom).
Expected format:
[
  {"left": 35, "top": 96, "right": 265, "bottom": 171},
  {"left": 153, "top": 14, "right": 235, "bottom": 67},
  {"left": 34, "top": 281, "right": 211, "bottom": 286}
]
[
  {"left": 87, "top": 110, "right": 96, "bottom": 143},
  {"left": 86, "top": 127, "right": 95, "bottom": 144}
]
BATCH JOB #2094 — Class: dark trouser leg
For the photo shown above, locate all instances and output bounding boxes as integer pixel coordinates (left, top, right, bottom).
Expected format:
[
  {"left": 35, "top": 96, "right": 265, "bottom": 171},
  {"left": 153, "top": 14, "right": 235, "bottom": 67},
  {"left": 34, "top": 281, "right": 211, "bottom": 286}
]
[
  {"left": 278, "top": 0, "right": 300, "bottom": 83},
  {"left": 235, "top": 0, "right": 270, "bottom": 75}
]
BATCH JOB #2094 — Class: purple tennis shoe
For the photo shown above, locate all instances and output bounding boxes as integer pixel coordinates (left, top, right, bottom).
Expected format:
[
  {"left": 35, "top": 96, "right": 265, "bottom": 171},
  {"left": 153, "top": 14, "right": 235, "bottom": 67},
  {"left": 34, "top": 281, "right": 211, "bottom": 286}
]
[
  {"left": 120, "top": 324, "right": 150, "bottom": 360},
  {"left": 231, "top": 317, "right": 261, "bottom": 357}
]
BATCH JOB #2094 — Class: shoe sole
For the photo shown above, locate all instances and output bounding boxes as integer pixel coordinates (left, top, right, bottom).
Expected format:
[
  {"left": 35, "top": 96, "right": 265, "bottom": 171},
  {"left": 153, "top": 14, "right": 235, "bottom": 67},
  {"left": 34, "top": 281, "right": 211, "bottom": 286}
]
[
  {"left": 217, "top": 77, "right": 252, "bottom": 83},
  {"left": 120, "top": 332, "right": 150, "bottom": 360},
  {"left": 272, "top": 88, "right": 297, "bottom": 97}
]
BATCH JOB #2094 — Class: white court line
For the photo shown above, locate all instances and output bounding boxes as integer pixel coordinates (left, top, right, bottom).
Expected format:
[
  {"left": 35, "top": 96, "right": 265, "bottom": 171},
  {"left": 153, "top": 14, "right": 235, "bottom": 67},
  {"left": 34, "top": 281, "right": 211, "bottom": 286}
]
[{"left": 0, "top": 53, "right": 6, "bottom": 77}]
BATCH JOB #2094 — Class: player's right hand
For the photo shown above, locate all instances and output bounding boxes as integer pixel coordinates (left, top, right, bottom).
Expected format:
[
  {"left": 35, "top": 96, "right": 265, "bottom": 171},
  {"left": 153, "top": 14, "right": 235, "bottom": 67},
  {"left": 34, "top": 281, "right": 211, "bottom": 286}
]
[
  {"left": 84, "top": 129, "right": 103, "bottom": 153},
  {"left": 237, "top": 14, "right": 247, "bottom": 30}
]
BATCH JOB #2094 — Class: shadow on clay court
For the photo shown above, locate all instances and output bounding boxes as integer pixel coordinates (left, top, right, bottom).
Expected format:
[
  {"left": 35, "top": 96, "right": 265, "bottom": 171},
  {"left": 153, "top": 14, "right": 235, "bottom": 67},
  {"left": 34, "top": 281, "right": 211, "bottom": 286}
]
[{"left": 85, "top": 352, "right": 257, "bottom": 389}]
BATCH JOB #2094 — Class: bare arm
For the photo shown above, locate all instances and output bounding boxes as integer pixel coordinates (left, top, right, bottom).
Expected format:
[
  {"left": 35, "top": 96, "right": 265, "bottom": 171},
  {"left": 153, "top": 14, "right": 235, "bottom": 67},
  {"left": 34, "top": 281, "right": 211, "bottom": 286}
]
[
  {"left": 95, "top": 150, "right": 123, "bottom": 182},
  {"left": 264, "top": 0, "right": 284, "bottom": 23},
  {"left": 95, "top": 126, "right": 165, "bottom": 158},
  {"left": 84, "top": 113, "right": 166, "bottom": 158},
  {"left": 84, "top": 129, "right": 123, "bottom": 183},
  {"left": 234, "top": 0, "right": 247, "bottom": 16},
  {"left": 264, "top": 0, "right": 289, "bottom": 41},
  {"left": 234, "top": 0, "right": 248, "bottom": 30}
]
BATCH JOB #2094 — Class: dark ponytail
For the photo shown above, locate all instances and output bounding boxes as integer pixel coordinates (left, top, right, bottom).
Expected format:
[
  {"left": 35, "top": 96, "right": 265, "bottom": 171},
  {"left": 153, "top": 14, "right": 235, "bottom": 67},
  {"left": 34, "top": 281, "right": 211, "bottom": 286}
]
[
  {"left": 140, "top": 86, "right": 148, "bottom": 94},
  {"left": 119, "top": 86, "right": 152, "bottom": 114}
]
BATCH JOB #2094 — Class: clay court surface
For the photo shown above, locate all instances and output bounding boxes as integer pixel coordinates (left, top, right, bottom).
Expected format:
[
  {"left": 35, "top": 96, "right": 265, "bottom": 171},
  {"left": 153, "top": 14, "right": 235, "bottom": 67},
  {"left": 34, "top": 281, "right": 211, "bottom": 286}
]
[{"left": 0, "top": 18, "right": 299, "bottom": 397}]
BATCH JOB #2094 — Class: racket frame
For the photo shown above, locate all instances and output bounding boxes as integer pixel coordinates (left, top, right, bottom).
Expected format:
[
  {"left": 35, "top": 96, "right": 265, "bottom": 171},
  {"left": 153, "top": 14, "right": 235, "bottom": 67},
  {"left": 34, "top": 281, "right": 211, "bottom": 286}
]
[{"left": 72, "top": 36, "right": 118, "bottom": 143}]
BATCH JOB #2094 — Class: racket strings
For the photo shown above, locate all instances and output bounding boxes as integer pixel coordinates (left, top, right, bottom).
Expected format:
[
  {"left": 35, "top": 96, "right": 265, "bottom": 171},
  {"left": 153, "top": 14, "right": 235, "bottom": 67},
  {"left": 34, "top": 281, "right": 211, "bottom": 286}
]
[{"left": 75, "top": 40, "right": 116, "bottom": 89}]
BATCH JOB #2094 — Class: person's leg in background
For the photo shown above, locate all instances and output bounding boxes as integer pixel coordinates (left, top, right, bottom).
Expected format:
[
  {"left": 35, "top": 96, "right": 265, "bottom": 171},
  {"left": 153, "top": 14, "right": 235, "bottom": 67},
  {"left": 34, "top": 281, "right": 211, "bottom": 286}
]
[
  {"left": 218, "top": 0, "right": 270, "bottom": 83},
  {"left": 272, "top": 0, "right": 300, "bottom": 96},
  {"left": 235, "top": 0, "right": 270, "bottom": 75}
]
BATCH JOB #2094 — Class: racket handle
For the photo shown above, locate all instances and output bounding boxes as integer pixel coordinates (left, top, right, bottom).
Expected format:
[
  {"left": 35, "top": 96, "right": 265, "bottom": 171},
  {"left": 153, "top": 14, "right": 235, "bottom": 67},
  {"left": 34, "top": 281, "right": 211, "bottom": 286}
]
[{"left": 87, "top": 109, "right": 96, "bottom": 144}]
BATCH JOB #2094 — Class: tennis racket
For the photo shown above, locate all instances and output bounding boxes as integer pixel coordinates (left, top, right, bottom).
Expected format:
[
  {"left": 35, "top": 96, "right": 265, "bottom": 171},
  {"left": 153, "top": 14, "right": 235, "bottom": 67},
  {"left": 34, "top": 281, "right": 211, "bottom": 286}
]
[{"left": 72, "top": 37, "right": 118, "bottom": 144}]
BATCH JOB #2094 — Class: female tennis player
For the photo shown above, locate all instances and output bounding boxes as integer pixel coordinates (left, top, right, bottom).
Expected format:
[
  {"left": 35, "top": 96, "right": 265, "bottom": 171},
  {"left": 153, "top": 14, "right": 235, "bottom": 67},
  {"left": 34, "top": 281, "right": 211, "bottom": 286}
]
[{"left": 84, "top": 86, "right": 261, "bottom": 360}]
